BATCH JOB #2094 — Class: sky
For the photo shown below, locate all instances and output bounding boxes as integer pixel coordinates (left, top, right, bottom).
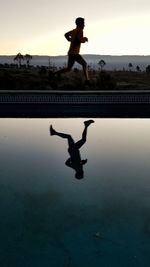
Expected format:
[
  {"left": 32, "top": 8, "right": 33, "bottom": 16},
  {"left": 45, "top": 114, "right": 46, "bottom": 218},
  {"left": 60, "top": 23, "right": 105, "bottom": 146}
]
[{"left": 0, "top": 0, "right": 150, "bottom": 56}]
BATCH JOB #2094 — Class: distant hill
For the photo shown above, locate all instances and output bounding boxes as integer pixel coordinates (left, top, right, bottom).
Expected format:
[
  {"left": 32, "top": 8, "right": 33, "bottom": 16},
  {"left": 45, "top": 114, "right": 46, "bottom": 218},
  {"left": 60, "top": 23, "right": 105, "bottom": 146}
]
[{"left": 0, "top": 55, "right": 150, "bottom": 71}]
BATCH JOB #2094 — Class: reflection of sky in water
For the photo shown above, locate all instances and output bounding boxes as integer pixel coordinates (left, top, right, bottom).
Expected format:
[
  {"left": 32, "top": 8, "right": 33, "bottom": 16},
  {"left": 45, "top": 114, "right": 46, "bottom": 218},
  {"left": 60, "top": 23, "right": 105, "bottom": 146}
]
[{"left": 0, "top": 118, "right": 150, "bottom": 266}]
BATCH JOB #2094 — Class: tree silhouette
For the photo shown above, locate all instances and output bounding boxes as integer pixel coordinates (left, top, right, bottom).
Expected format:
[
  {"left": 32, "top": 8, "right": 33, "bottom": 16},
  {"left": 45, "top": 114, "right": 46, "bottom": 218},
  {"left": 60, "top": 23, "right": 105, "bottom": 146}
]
[
  {"left": 146, "top": 65, "right": 150, "bottom": 74},
  {"left": 136, "top": 65, "right": 141, "bottom": 72},
  {"left": 24, "top": 54, "right": 32, "bottom": 68},
  {"left": 98, "top": 59, "right": 106, "bottom": 71},
  {"left": 14, "top": 53, "right": 24, "bottom": 68},
  {"left": 128, "top": 63, "right": 133, "bottom": 71}
]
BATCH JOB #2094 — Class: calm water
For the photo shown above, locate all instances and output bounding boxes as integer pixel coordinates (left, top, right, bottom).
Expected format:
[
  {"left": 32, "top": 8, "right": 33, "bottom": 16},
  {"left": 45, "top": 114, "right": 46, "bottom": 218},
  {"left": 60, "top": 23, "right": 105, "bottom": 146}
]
[{"left": 0, "top": 118, "right": 150, "bottom": 267}]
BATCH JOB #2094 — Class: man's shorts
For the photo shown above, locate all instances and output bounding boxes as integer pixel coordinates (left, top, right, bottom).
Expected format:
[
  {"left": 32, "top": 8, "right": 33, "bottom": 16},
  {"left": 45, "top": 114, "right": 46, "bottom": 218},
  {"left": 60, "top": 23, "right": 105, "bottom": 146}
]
[{"left": 67, "top": 54, "right": 86, "bottom": 68}]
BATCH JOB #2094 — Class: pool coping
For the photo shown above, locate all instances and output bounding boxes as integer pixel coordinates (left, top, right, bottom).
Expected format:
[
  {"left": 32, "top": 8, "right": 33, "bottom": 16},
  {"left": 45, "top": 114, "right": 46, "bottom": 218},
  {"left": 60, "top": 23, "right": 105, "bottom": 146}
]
[{"left": 1, "top": 89, "right": 150, "bottom": 118}]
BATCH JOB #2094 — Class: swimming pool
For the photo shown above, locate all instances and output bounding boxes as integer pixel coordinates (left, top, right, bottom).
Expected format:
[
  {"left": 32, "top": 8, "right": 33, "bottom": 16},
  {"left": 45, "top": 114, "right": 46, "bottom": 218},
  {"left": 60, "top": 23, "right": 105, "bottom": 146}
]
[{"left": 0, "top": 118, "right": 150, "bottom": 266}]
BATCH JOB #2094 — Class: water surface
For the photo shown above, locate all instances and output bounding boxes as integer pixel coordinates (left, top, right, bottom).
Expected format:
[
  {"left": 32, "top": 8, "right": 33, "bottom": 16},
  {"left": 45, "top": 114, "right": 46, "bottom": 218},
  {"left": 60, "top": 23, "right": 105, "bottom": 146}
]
[{"left": 0, "top": 118, "right": 150, "bottom": 266}]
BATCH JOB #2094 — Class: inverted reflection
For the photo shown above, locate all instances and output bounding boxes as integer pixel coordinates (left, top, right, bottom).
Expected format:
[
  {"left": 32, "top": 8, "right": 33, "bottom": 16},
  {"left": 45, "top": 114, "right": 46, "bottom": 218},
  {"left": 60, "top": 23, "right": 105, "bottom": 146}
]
[{"left": 50, "top": 120, "right": 94, "bottom": 179}]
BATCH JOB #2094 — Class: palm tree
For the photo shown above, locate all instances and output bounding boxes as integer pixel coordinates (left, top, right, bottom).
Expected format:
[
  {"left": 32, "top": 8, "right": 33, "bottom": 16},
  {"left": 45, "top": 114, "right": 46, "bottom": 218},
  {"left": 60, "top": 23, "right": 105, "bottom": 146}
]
[
  {"left": 24, "top": 54, "right": 32, "bottom": 68},
  {"left": 98, "top": 59, "right": 106, "bottom": 71},
  {"left": 14, "top": 53, "right": 24, "bottom": 68}
]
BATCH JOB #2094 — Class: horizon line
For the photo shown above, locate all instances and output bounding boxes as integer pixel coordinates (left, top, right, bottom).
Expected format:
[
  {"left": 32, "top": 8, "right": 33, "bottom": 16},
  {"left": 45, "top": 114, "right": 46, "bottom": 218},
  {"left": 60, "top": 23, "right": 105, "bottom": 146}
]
[{"left": 0, "top": 54, "right": 150, "bottom": 57}]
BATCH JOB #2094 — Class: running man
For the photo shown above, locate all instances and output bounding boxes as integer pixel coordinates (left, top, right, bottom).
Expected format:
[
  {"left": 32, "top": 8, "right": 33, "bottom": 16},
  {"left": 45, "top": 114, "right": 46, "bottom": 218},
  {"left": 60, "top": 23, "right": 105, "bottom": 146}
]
[{"left": 56, "top": 17, "right": 90, "bottom": 83}]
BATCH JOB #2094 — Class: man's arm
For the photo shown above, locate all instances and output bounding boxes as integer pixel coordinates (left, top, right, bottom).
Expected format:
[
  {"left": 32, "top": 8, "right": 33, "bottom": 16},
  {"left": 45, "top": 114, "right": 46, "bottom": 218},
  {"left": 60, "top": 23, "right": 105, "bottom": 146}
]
[
  {"left": 64, "top": 31, "right": 72, "bottom": 42},
  {"left": 77, "top": 30, "right": 88, "bottom": 43},
  {"left": 65, "top": 158, "right": 74, "bottom": 168},
  {"left": 82, "top": 37, "right": 88, "bottom": 43}
]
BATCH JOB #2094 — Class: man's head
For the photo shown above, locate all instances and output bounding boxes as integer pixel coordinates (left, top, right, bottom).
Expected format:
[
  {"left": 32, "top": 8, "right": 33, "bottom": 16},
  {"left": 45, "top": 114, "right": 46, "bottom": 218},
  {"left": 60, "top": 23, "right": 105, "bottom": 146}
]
[
  {"left": 75, "top": 17, "right": 85, "bottom": 29},
  {"left": 75, "top": 170, "right": 84, "bottom": 179}
]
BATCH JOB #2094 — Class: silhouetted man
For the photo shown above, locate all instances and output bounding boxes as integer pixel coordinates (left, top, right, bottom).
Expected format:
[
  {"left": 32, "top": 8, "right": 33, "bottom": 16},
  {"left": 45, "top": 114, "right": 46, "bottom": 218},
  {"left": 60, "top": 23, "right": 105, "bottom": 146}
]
[
  {"left": 50, "top": 120, "right": 94, "bottom": 179},
  {"left": 56, "top": 17, "right": 90, "bottom": 84}
]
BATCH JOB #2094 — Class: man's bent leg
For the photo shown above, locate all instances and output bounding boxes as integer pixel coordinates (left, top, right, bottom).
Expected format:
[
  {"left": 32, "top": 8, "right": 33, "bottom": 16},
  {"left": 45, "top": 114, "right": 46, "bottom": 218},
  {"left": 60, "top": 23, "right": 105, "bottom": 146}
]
[{"left": 75, "top": 120, "right": 94, "bottom": 149}]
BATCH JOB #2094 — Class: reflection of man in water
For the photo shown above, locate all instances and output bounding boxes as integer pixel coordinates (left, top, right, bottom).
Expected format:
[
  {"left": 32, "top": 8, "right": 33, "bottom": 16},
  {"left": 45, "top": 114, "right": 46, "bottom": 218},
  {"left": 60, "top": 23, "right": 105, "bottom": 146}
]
[{"left": 50, "top": 120, "right": 94, "bottom": 179}]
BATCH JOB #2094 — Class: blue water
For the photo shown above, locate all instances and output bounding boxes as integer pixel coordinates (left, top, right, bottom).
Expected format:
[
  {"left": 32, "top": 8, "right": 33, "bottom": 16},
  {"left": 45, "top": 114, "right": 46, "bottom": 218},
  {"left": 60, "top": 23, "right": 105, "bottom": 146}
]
[{"left": 0, "top": 118, "right": 150, "bottom": 267}]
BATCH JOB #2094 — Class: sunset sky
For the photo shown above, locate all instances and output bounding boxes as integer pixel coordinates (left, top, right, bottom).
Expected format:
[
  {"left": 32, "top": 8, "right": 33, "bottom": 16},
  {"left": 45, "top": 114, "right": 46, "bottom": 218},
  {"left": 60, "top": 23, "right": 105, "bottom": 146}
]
[{"left": 1, "top": 0, "right": 150, "bottom": 56}]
